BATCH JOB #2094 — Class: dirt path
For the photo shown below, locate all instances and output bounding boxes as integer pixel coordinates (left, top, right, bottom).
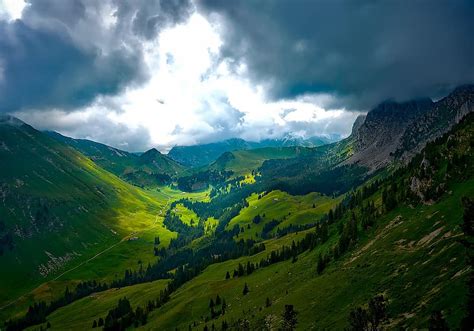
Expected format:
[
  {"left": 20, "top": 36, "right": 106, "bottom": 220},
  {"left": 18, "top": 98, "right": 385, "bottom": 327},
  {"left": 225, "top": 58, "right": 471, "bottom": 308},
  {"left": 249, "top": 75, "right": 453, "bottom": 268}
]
[{"left": 0, "top": 193, "right": 173, "bottom": 311}]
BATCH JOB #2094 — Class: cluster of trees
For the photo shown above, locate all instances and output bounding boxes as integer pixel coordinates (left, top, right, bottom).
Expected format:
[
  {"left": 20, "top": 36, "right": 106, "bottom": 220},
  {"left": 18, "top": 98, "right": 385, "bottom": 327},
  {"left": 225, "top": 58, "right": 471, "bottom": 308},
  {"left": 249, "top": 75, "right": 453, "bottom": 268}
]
[
  {"left": 275, "top": 223, "right": 316, "bottom": 238},
  {"left": 92, "top": 292, "right": 174, "bottom": 330},
  {"left": 229, "top": 261, "right": 258, "bottom": 278},
  {"left": 210, "top": 175, "right": 253, "bottom": 198},
  {"left": 261, "top": 155, "right": 370, "bottom": 196},
  {"left": 174, "top": 182, "right": 260, "bottom": 225},
  {"left": 5, "top": 281, "right": 107, "bottom": 331},
  {"left": 208, "top": 294, "right": 227, "bottom": 320},
  {"left": 348, "top": 295, "right": 387, "bottom": 331},
  {"left": 93, "top": 297, "right": 147, "bottom": 330},
  {"left": 261, "top": 220, "right": 281, "bottom": 239},
  {"left": 227, "top": 225, "right": 330, "bottom": 280},
  {"left": 123, "top": 170, "right": 172, "bottom": 188},
  {"left": 203, "top": 303, "right": 297, "bottom": 331},
  {"left": 163, "top": 209, "right": 204, "bottom": 241},
  {"left": 177, "top": 170, "right": 232, "bottom": 192}
]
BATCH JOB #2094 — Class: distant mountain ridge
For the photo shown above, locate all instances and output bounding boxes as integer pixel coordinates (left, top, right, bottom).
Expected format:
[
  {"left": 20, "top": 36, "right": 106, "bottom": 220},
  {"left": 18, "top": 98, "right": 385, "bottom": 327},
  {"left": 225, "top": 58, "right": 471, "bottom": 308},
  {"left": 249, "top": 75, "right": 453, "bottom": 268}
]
[
  {"left": 167, "top": 135, "right": 341, "bottom": 167},
  {"left": 47, "top": 132, "right": 184, "bottom": 187}
]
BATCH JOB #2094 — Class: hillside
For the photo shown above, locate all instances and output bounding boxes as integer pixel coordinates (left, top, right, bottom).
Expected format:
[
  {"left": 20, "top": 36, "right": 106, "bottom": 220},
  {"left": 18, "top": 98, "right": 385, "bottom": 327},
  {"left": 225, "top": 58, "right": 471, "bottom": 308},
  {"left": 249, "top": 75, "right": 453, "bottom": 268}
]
[
  {"left": 0, "top": 116, "right": 173, "bottom": 310},
  {"left": 25, "top": 112, "right": 474, "bottom": 330},
  {"left": 209, "top": 146, "right": 312, "bottom": 177},
  {"left": 47, "top": 132, "right": 185, "bottom": 187},
  {"left": 1, "top": 88, "right": 473, "bottom": 331}
]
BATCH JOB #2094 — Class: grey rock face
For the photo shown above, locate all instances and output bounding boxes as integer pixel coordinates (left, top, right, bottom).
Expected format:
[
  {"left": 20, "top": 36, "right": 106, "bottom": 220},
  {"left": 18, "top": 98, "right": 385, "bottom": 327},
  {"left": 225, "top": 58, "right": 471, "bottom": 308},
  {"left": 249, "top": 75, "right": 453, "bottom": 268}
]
[{"left": 346, "top": 85, "right": 474, "bottom": 170}]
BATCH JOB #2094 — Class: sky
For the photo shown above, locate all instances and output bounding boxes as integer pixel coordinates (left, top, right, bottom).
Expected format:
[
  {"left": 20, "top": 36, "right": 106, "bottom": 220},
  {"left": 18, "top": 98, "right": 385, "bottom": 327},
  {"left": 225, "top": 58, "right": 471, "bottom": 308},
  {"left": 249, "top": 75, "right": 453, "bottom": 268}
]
[{"left": 0, "top": 0, "right": 473, "bottom": 152}]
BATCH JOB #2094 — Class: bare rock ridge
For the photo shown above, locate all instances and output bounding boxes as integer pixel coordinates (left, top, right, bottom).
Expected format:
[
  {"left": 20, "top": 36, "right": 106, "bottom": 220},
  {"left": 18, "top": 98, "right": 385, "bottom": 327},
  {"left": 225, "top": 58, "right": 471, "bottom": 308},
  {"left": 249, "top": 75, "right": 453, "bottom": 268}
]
[{"left": 347, "top": 85, "right": 474, "bottom": 170}]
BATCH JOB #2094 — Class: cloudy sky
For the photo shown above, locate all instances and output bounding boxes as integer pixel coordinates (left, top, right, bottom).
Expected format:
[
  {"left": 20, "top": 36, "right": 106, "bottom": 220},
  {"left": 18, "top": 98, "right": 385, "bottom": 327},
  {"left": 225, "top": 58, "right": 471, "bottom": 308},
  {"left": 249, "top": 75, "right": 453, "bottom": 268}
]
[{"left": 0, "top": 0, "right": 473, "bottom": 152}]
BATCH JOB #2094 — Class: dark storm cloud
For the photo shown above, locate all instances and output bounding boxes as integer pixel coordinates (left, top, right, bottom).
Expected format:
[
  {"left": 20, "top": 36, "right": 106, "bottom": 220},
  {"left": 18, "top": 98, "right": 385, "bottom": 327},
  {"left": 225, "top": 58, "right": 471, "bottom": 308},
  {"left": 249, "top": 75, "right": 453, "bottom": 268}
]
[
  {"left": 0, "top": 19, "right": 142, "bottom": 112},
  {"left": 114, "top": 0, "right": 192, "bottom": 40},
  {"left": 0, "top": 0, "right": 193, "bottom": 113},
  {"left": 198, "top": 0, "right": 474, "bottom": 110}
]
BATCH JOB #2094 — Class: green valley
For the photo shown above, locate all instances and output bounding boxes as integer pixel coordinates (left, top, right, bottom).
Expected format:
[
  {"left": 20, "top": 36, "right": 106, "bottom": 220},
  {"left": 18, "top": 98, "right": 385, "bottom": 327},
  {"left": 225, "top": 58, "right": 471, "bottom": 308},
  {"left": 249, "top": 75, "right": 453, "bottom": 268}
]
[{"left": 1, "top": 86, "right": 473, "bottom": 331}]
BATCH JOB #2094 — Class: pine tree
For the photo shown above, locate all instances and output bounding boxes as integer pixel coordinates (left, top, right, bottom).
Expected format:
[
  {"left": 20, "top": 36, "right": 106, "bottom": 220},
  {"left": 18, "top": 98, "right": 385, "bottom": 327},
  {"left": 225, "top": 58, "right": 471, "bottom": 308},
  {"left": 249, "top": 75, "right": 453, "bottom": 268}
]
[
  {"left": 215, "top": 295, "right": 221, "bottom": 305},
  {"left": 281, "top": 305, "right": 298, "bottom": 330},
  {"left": 428, "top": 311, "right": 449, "bottom": 331},
  {"left": 316, "top": 253, "right": 326, "bottom": 274},
  {"left": 243, "top": 283, "right": 249, "bottom": 295},
  {"left": 221, "top": 298, "right": 227, "bottom": 315},
  {"left": 328, "top": 209, "right": 334, "bottom": 223},
  {"left": 368, "top": 295, "right": 386, "bottom": 329},
  {"left": 225, "top": 271, "right": 230, "bottom": 279},
  {"left": 92, "top": 320, "right": 97, "bottom": 328},
  {"left": 209, "top": 298, "right": 215, "bottom": 308},
  {"left": 265, "top": 297, "right": 272, "bottom": 308}
]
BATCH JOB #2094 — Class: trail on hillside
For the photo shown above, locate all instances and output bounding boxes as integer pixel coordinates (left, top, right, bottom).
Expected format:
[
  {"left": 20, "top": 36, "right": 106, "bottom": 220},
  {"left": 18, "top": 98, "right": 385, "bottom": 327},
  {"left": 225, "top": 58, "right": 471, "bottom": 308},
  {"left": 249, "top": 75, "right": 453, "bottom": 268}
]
[{"left": 0, "top": 193, "right": 173, "bottom": 312}]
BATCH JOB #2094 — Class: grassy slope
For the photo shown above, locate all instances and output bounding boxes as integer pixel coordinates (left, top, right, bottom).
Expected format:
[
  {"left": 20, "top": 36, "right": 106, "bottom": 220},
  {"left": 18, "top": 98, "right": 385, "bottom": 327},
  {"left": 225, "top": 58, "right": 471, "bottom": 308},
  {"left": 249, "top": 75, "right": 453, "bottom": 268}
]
[
  {"left": 27, "top": 280, "right": 169, "bottom": 331},
  {"left": 227, "top": 190, "right": 341, "bottom": 240},
  {"left": 44, "top": 131, "right": 139, "bottom": 177},
  {"left": 141, "top": 179, "right": 472, "bottom": 330},
  {"left": 0, "top": 186, "right": 211, "bottom": 323},
  {"left": 42, "top": 178, "right": 471, "bottom": 330},
  {"left": 47, "top": 132, "right": 186, "bottom": 186},
  {"left": 170, "top": 203, "right": 200, "bottom": 227},
  {"left": 0, "top": 121, "right": 210, "bottom": 322},
  {"left": 209, "top": 147, "right": 310, "bottom": 178}
]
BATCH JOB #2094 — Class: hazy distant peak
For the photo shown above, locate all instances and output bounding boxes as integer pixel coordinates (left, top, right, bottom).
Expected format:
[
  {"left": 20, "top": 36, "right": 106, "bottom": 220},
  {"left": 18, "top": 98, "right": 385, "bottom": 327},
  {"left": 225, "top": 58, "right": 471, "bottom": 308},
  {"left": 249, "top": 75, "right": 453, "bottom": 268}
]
[{"left": 0, "top": 114, "right": 25, "bottom": 127}]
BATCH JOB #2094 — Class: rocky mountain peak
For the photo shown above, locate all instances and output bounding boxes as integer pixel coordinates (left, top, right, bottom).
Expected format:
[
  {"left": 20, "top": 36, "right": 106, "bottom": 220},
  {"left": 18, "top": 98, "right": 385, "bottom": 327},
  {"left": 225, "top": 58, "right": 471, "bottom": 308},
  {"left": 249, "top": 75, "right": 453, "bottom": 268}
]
[{"left": 346, "top": 86, "right": 473, "bottom": 170}]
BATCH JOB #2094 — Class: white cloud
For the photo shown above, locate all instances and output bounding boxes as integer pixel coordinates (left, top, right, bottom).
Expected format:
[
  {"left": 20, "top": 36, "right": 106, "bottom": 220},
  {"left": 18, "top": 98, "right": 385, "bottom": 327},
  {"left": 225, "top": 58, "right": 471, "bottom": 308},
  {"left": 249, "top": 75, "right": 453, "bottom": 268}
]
[
  {"left": 0, "top": 0, "right": 26, "bottom": 21},
  {"left": 15, "top": 11, "right": 360, "bottom": 152}
]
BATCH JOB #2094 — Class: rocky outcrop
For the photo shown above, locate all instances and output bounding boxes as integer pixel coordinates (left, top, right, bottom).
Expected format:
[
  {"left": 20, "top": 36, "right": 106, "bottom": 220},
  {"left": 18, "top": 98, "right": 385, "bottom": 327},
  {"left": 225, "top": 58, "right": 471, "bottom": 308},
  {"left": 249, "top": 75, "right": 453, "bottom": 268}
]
[
  {"left": 351, "top": 114, "right": 366, "bottom": 134},
  {"left": 346, "top": 85, "right": 474, "bottom": 170}
]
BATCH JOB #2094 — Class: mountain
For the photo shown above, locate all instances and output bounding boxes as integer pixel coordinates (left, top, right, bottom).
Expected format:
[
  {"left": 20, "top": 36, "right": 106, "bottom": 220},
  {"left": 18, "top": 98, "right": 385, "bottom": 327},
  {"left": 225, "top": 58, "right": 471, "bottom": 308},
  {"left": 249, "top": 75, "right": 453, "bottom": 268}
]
[
  {"left": 259, "top": 85, "right": 474, "bottom": 195},
  {"left": 348, "top": 85, "right": 474, "bottom": 169},
  {"left": 45, "top": 131, "right": 138, "bottom": 175},
  {"left": 167, "top": 135, "right": 340, "bottom": 167},
  {"left": 0, "top": 116, "right": 167, "bottom": 306},
  {"left": 22, "top": 111, "right": 474, "bottom": 330},
  {"left": 137, "top": 148, "right": 184, "bottom": 175},
  {"left": 47, "top": 132, "right": 185, "bottom": 187},
  {"left": 209, "top": 146, "right": 312, "bottom": 177}
]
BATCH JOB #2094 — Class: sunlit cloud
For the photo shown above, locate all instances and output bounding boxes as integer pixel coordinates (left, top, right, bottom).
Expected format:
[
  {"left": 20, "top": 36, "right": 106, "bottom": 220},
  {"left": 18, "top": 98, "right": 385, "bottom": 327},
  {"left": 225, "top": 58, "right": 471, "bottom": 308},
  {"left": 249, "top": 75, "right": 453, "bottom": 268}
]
[{"left": 13, "top": 7, "right": 359, "bottom": 152}]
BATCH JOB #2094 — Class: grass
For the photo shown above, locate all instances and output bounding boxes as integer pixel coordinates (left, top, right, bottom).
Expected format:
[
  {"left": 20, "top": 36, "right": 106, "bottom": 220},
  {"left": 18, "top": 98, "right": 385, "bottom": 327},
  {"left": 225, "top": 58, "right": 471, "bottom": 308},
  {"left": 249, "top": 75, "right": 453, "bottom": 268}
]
[
  {"left": 210, "top": 147, "right": 309, "bottom": 178},
  {"left": 135, "top": 179, "right": 472, "bottom": 330},
  {"left": 227, "top": 190, "right": 341, "bottom": 240},
  {"left": 11, "top": 179, "right": 473, "bottom": 330},
  {"left": 28, "top": 280, "right": 169, "bottom": 331},
  {"left": 171, "top": 203, "right": 200, "bottom": 227}
]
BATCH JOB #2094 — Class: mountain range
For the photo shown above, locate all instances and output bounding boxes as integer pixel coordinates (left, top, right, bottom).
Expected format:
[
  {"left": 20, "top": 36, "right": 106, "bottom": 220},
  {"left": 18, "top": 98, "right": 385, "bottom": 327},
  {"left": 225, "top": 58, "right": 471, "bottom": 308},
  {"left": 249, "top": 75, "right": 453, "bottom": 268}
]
[
  {"left": 0, "top": 85, "right": 473, "bottom": 330},
  {"left": 167, "top": 135, "right": 341, "bottom": 167}
]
